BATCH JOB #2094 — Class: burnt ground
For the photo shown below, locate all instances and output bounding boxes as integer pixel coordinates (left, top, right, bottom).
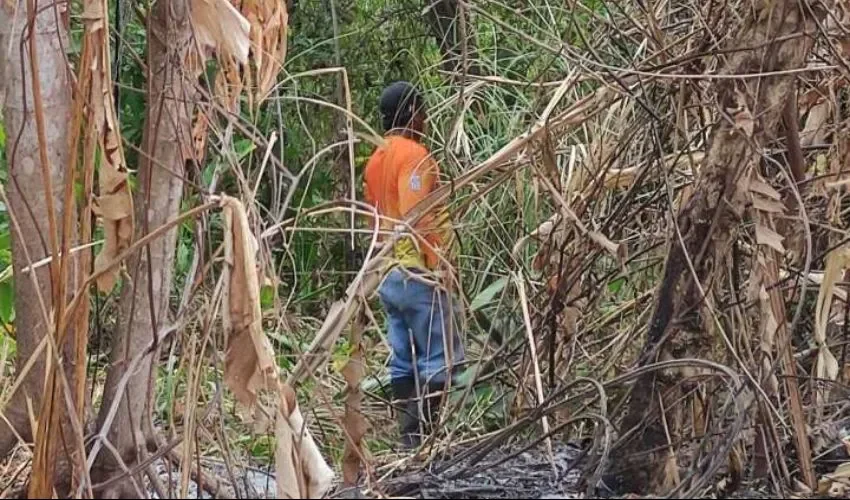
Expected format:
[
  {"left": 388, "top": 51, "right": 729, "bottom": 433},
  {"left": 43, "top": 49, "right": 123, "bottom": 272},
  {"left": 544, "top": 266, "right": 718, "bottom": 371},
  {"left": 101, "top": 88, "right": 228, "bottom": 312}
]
[
  {"left": 414, "top": 442, "right": 584, "bottom": 499},
  {"left": 0, "top": 439, "right": 817, "bottom": 499},
  {"left": 344, "top": 442, "right": 586, "bottom": 499}
]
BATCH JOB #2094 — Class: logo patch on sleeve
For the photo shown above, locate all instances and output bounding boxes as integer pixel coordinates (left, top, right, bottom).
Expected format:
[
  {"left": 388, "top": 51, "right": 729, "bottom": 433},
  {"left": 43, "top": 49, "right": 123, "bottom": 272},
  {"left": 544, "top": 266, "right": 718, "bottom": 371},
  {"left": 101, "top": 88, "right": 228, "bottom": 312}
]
[{"left": 409, "top": 174, "right": 422, "bottom": 192}]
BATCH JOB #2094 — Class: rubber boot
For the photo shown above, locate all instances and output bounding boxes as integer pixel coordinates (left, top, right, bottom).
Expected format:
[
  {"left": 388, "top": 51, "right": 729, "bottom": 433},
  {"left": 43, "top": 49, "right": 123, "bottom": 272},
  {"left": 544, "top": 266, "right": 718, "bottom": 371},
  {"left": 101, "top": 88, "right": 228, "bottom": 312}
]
[{"left": 390, "top": 378, "right": 420, "bottom": 449}]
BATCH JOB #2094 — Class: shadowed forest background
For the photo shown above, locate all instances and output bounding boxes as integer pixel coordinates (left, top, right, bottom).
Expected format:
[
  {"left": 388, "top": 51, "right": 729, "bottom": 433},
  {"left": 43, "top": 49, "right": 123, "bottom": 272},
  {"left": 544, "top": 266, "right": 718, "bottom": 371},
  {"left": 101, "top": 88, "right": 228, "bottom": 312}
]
[{"left": 3, "top": 0, "right": 850, "bottom": 498}]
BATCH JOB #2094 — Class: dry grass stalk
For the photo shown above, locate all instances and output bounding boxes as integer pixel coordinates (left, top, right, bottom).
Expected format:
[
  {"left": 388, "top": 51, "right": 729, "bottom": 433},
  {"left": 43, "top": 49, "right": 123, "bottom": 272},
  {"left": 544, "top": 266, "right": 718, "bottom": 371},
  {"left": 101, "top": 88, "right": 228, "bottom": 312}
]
[{"left": 812, "top": 246, "right": 850, "bottom": 421}]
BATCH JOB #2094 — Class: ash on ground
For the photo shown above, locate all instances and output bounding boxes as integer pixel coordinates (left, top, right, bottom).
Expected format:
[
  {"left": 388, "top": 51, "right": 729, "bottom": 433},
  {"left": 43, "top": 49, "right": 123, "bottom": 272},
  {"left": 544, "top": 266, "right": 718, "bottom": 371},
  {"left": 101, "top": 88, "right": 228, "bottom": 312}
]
[
  {"left": 148, "top": 460, "right": 277, "bottom": 499},
  {"left": 388, "top": 442, "right": 584, "bottom": 499}
]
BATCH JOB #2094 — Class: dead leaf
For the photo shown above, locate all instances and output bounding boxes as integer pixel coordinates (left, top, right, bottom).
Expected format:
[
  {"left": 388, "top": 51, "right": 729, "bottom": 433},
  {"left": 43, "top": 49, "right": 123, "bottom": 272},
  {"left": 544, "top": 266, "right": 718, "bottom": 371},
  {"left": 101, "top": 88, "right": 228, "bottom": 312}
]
[
  {"left": 84, "top": 0, "right": 134, "bottom": 293},
  {"left": 654, "top": 449, "right": 681, "bottom": 491},
  {"left": 222, "top": 196, "right": 334, "bottom": 498},
  {"left": 749, "top": 179, "right": 782, "bottom": 200},
  {"left": 801, "top": 98, "right": 832, "bottom": 147},
  {"left": 751, "top": 196, "right": 785, "bottom": 213},
  {"left": 190, "top": 0, "right": 251, "bottom": 64},
  {"left": 92, "top": 192, "right": 133, "bottom": 220},
  {"left": 755, "top": 224, "right": 785, "bottom": 253},
  {"left": 276, "top": 386, "right": 334, "bottom": 499},
  {"left": 93, "top": 251, "right": 117, "bottom": 292},
  {"left": 222, "top": 196, "right": 279, "bottom": 406}
]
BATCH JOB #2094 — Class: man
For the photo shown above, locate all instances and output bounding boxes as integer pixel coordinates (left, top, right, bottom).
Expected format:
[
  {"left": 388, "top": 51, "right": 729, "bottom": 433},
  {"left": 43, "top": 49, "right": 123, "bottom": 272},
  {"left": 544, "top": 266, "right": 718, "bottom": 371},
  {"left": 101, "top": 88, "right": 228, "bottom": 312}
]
[{"left": 363, "top": 81, "right": 465, "bottom": 449}]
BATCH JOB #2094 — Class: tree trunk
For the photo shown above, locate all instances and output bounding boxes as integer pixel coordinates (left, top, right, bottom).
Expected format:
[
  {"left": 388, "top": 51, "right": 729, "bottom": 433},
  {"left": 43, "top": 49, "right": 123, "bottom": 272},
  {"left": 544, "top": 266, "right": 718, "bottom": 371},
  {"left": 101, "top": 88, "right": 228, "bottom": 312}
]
[
  {"left": 424, "top": 0, "right": 478, "bottom": 76},
  {"left": 614, "top": 1, "right": 823, "bottom": 494},
  {"left": 0, "top": 0, "right": 76, "bottom": 472},
  {"left": 92, "top": 0, "right": 193, "bottom": 494}
]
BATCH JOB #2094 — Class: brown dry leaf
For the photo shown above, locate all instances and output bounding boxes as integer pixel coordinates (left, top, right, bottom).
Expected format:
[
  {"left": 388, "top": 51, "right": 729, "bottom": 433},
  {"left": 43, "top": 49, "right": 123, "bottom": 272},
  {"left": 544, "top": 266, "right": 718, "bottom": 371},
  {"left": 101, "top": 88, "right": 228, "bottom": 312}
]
[
  {"left": 276, "top": 384, "right": 334, "bottom": 499},
  {"left": 801, "top": 97, "right": 832, "bottom": 147},
  {"left": 187, "top": 0, "right": 251, "bottom": 160},
  {"left": 222, "top": 196, "right": 278, "bottom": 405},
  {"left": 190, "top": 0, "right": 251, "bottom": 64},
  {"left": 757, "top": 286, "right": 780, "bottom": 395},
  {"left": 814, "top": 247, "right": 850, "bottom": 359},
  {"left": 749, "top": 178, "right": 782, "bottom": 200},
  {"left": 84, "top": 0, "right": 134, "bottom": 293},
  {"left": 222, "top": 196, "right": 334, "bottom": 498},
  {"left": 239, "top": 0, "right": 289, "bottom": 103},
  {"left": 192, "top": 109, "right": 210, "bottom": 162},
  {"left": 340, "top": 358, "right": 361, "bottom": 388},
  {"left": 92, "top": 192, "right": 133, "bottom": 220},
  {"left": 656, "top": 449, "right": 681, "bottom": 492},
  {"left": 754, "top": 224, "right": 785, "bottom": 253},
  {"left": 751, "top": 196, "right": 785, "bottom": 213}
]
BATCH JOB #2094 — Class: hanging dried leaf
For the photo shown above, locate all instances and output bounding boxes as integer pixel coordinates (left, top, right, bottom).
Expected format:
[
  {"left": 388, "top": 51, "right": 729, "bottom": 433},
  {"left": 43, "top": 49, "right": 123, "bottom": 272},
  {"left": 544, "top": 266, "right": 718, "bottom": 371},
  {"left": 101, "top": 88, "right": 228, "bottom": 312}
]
[
  {"left": 757, "top": 286, "right": 780, "bottom": 395},
  {"left": 239, "top": 0, "right": 289, "bottom": 103},
  {"left": 190, "top": 0, "right": 251, "bottom": 64},
  {"left": 222, "top": 196, "right": 334, "bottom": 498},
  {"left": 222, "top": 196, "right": 279, "bottom": 405},
  {"left": 91, "top": 192, "right": 133, "bottom": 220},
  {"left": 276, "top": 385, "right": 334, "bottom": 499},
  {"left": 83, "top": 0, "right": 134, "bottom": 293}
]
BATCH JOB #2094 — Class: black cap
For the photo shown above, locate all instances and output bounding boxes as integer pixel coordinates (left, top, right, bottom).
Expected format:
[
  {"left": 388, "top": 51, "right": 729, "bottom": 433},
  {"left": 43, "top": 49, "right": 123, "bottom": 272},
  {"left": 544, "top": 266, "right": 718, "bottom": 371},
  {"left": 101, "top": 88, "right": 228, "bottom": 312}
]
[{"left": 379, "top": 81, "right": 424, "bottom": 131}]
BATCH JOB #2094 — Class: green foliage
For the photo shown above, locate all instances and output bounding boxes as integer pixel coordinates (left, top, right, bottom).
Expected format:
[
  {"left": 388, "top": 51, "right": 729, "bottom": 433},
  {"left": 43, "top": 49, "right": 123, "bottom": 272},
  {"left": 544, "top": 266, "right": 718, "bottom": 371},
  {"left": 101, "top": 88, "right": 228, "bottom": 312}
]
[
  {"left": 0, "top": 116, "right": 11, "bottom": 328},
  {"left": 470, "top": 276, "right": 509, "bottom": 312},
  {"left": 248, "top": 435, "right": 276, "bottom": 461}
]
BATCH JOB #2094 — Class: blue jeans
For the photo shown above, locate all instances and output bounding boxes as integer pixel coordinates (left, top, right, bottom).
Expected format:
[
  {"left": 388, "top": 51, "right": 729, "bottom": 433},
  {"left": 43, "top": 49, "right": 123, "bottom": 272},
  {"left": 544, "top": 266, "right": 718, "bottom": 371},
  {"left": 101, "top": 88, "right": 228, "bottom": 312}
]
[{"left": 379, "top": 267, "right": 465, "bottom": 385}]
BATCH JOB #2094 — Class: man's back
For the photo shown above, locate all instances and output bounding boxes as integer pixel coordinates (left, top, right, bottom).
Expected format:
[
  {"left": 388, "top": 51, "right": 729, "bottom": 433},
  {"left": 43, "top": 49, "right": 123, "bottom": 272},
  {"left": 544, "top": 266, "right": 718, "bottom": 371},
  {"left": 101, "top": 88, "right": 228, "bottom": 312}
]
[{"left": 364, "top": 135, "right": 445, "bottom": 270}]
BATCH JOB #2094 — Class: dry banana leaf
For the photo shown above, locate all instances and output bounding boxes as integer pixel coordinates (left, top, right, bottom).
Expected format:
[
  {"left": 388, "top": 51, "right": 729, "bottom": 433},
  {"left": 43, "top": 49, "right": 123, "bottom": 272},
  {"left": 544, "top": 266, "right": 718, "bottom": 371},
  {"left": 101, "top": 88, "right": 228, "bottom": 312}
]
[
  {"left": 222, "top": 196, "right": 334, "bottom": 498},
  {"left": 84, "top": 0, "right": 134, "bottom": 292}
]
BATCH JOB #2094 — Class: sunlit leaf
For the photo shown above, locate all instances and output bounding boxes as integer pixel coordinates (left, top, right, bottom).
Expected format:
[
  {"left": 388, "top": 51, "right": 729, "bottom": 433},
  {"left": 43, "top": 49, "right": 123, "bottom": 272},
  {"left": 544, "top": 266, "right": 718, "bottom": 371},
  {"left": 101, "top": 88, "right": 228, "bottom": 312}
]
[
  {"left": 470, "top": 276, "right": 509, "bottom": 312},
  {"left": 0, "top": 281, "right": 14, "bottom": 324}
]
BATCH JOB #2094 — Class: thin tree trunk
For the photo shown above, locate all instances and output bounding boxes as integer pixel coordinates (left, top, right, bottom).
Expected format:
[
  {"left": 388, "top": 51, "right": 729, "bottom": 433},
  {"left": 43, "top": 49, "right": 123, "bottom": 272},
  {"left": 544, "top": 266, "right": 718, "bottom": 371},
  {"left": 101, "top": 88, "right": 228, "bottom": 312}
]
[
  {"left": 424, "top": 0, "right": 479, "bottom": 76},
  {"left": 615, "top": 1, "right": 823, "bottom": 494},
  {"left": 0, "top": 0, "right": 76, "bottom": 474},
  {"left": 92, "top": 0, "right": 193, "bottom": 494}
]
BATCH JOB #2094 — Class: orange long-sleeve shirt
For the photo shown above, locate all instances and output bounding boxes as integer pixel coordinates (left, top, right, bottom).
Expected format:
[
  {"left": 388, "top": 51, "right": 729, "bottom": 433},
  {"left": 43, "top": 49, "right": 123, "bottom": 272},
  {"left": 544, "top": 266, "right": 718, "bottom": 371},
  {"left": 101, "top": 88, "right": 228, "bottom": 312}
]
[{"left": 363, "top": 135, "right": 450, "bottom": 270}]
